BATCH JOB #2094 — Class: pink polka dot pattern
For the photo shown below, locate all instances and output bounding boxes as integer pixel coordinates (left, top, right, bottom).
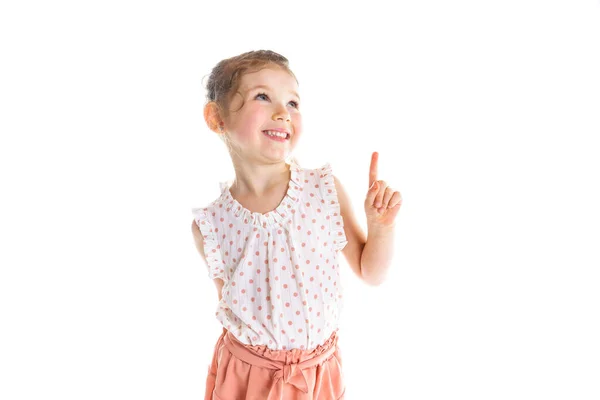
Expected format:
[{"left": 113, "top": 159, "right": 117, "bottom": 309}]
[{"left": 192, "top": 160, "right": 347, "bottom": 351}]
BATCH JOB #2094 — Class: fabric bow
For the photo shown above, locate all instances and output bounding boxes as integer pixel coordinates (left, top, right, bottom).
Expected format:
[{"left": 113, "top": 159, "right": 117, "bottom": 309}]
[{"left": 272, "top": 362, "right": 309, "bottom": 393}]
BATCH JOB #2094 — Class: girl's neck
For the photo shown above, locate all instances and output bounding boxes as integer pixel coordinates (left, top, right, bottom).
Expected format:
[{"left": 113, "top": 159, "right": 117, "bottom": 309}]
[{"left": 230, "top": 160, "right": 291, "bottom": 198}]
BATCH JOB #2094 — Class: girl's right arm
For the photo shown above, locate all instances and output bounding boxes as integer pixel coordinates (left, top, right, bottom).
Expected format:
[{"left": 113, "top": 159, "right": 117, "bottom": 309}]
[{"left": 191, "top": 220, "right": 224, "bottom": 301}]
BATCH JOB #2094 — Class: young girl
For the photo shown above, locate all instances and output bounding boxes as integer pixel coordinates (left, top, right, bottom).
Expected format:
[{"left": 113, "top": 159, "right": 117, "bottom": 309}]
[{"left": 191, "top": 50, "right": 402, "bottom": 400}]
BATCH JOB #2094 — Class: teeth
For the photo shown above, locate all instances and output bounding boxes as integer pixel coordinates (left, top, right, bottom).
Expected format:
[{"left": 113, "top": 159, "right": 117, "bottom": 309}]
[{"left": 264, "top": 130, "right": 288, "bottom": 139}]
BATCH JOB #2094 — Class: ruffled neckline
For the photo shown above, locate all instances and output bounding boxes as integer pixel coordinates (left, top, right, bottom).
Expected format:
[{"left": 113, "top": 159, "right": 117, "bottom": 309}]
[{"left": 217, "top": 160, "right": 302, "bottom": 228}]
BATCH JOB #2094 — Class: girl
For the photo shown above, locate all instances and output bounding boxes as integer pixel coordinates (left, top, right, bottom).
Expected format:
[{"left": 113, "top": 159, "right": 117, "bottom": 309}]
[{"left": 191, "top": 50, "right": 402, "bottom": 400}]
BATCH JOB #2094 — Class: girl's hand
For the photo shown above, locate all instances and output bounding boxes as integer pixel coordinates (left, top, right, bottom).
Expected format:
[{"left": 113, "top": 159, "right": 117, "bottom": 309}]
[{"left": 364, "top": 152, "right": 403, "bottom": 229}]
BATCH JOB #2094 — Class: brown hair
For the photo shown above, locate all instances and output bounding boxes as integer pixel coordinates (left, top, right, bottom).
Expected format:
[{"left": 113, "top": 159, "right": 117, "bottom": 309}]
[{"left": 204, "top": 50, "right": 298, "bottom": 119}]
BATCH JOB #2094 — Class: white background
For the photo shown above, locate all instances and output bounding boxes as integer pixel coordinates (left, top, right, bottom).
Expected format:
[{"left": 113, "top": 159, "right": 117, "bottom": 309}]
[{"left": 1, "top": 0, "right": 599, "bottom": 399}]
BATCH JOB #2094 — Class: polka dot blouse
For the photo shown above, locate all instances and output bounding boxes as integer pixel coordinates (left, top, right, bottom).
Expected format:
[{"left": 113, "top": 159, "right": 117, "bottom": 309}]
[{"left": 192, "top": 161, "right": 348, "bottom": 351}]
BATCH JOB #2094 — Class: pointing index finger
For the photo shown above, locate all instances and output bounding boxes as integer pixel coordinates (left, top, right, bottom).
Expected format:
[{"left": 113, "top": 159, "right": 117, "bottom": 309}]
[{"left": 369, "top": 152, "right": 378, "bottom": 188}]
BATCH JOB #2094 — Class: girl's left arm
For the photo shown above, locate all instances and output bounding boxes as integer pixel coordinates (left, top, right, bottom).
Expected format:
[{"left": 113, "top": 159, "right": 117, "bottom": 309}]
[
  {"left": 332, "top": 174, "right": 367, "bottom": 282},
  {"left": 333, "top": 152, "right": 402, "bottom": 286}
]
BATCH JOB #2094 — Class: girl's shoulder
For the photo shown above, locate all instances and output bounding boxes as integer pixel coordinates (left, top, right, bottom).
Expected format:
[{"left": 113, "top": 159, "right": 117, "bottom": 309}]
[{"left": 296, "top": 160, "right": 336, "bottom": 185}]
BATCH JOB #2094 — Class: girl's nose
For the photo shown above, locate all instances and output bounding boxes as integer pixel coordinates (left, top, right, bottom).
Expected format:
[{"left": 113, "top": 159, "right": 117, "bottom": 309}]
[{"left": 272, "top": 104, "right": 291, "bottom": 122}]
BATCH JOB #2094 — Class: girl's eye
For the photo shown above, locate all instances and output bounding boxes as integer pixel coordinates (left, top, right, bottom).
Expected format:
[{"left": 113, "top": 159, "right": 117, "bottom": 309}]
[{"left": 255, "top": 92, "right": 299, "bottom": 109}]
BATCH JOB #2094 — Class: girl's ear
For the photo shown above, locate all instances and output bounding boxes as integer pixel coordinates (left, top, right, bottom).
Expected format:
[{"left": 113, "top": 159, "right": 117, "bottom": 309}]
[{"left": 204, "top": 102, "right": 224, "bottom": 134}]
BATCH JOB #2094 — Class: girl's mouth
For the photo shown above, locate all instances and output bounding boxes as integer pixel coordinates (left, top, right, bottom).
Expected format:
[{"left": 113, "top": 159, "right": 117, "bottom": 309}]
[{"left": 262, "top": 130, "right": 290, "bottom": 142}]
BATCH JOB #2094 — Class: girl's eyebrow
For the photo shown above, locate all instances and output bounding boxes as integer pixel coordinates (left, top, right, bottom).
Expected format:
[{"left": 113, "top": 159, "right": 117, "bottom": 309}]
[{"left": 246, "top": 84, "right": 300, "bottom": 100}]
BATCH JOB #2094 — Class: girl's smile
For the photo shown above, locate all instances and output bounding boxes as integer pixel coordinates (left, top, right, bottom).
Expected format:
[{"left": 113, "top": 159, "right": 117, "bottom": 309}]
[{"left": 262, "top": 130, "right": 290, "bottom": 141}]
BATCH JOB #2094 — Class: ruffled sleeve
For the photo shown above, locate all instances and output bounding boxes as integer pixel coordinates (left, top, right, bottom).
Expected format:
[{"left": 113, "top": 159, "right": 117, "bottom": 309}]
[
  {"left": 319, "top": 163, "right": 348, "bottom": 252},
  {"left": 191, "top": 207, "right": 226, "bottom": 281}
]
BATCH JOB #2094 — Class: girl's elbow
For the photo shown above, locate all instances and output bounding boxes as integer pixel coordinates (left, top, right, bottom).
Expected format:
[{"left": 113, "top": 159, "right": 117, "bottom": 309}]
[{"left": 360, "top": 269, "right": 386, "bottom": 286}]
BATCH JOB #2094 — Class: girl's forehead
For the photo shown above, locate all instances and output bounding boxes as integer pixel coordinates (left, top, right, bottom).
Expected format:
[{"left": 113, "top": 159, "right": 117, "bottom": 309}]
[{"left": 240, "top": 67, "right": 298, "bottom": 91}]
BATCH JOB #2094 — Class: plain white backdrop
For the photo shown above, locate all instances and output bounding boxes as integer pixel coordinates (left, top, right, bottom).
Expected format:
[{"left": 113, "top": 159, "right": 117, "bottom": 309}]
[{"left": 1, "top": 0, "right": 599, "bottom": 399}]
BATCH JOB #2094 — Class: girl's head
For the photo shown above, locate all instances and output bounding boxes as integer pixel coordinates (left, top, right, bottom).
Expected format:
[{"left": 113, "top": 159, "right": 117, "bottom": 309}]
[{"left": 203, "top": 50, "right": 302, "bottom": 164}]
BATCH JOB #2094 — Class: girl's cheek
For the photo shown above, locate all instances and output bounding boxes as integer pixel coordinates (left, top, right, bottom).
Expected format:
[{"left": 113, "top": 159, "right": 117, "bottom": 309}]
[
  {"left": 293, "top": 115, "right": 303, "bottom": 134},
  {"left": 236, "top": 111, "right": 263, "bottom": 137}
]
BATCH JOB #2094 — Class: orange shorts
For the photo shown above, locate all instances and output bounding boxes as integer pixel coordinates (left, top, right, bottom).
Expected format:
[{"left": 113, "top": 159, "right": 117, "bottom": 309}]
[{"left": 205, "top": 327, "right": 346, "bottom": 400}]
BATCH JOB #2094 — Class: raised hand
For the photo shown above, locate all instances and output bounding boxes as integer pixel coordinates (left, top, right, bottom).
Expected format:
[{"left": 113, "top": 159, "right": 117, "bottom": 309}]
[{"left": 364, "top": 152, "right": 402, "bottom": 229}]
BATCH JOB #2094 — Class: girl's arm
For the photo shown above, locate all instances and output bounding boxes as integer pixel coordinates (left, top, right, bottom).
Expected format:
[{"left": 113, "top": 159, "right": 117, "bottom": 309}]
[
  {"left": 192, "top": 220, "right": 225, "bottom": 301},
  {"left": 333, "top": 153, "right": 401, "bottom": 286},
  {"left": 332, "top": 175, "right": 368, "bottom": 282}
]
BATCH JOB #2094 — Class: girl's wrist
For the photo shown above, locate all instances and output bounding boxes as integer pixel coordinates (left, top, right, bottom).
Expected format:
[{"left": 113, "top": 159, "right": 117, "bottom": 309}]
[{"left": 367, "top": 222, "right": 396, "bottom": 236}]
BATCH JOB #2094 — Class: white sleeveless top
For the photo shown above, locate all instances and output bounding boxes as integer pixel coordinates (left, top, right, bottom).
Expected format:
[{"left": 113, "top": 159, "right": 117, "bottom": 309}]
[{"left": 191, "top": 161, "right": 348, "bottom": 351}]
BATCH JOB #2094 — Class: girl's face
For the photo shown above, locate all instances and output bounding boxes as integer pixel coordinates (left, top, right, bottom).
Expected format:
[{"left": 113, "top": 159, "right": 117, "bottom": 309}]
[{"left": 224, "top": 65, "right": 302, "bottom": 163}]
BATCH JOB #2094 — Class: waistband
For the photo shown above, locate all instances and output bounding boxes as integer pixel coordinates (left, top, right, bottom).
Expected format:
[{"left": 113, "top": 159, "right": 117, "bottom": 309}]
[{"left": 222, "top": 329, "right": 338, "bottom": 399}]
